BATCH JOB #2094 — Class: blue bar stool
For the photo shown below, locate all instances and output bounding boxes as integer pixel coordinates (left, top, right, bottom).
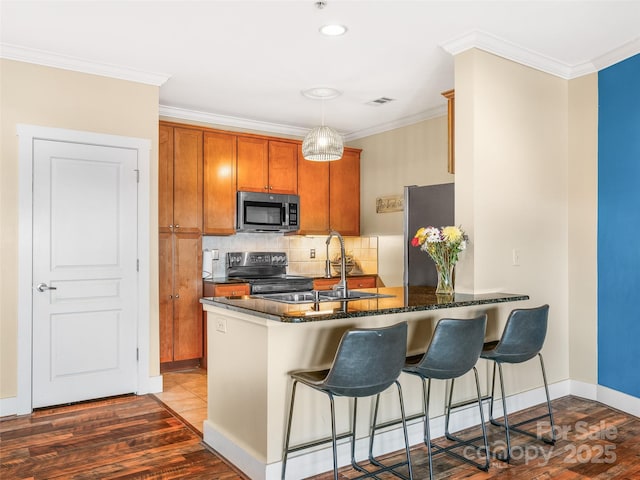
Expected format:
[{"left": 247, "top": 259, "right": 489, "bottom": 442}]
[
  {"left": 371, "top": 314, "right": 489, "bottom": 480},
  {"left": 480, "top": 304, "right": 556, "bottom": 462},
  {"left": 281, "top": 322, "right": 413, "bottom": 480}
]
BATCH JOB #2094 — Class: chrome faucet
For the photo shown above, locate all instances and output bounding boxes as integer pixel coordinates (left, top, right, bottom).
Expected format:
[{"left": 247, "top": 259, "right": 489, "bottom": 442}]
[{"left": 326, "top": 230, "right": 348, "bottom": 299}]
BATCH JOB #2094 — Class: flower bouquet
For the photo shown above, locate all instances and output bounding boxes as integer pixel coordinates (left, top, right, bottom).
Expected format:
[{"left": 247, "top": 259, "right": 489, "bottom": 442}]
[{"left": 411, "top": 225, "right": 467, "bottom": 295}]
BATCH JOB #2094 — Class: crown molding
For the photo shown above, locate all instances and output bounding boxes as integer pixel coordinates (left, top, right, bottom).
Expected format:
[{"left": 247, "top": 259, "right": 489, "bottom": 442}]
[
  {"left": 440, "top": 30, "right": 640, "bottom": 80},
  {"left": 159, "top": 105, "right": 309, "bottom": 138},
  {"left": 0, "top": 43, "right": 170, "bottom": 86},
  {"left": 344, "top": 105, "right": 447, "bottom": 142}
]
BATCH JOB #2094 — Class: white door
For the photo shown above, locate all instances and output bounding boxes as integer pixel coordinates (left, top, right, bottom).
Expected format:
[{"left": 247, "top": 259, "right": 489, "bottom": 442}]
[{"left": 32, "top": 139, "right": 139, "bottom": 408}]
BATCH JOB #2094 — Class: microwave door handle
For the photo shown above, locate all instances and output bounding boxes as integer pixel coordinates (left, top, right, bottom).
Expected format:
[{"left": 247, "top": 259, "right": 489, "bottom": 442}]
[{"left": 282, "top": 205, "right": 287, "bottom": 225}]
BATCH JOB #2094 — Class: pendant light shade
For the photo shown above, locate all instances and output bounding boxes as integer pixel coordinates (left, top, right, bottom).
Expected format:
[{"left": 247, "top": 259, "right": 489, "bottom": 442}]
[{"left": 302, "top": 125, "right": 344, "bottom": 161}]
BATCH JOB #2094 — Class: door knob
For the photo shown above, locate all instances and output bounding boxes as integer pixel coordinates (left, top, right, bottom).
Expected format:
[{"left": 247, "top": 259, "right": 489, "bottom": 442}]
[{"left": 36, "top": 283, "right": 57, "bottom": 292}]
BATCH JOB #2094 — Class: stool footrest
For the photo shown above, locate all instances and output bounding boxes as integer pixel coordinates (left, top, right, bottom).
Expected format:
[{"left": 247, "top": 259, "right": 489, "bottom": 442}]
[
  {"left": 490, "top": 413, "right": 556, "bottom": 445},
  {"left": 430, "top": 438, "right": 490, "bottom": 471},
  {"left": 284, "top": 430, "right": 353, "bottom": 455}
]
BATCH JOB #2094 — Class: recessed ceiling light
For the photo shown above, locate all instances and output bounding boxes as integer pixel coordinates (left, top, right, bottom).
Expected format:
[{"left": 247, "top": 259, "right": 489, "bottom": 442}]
[
  {"left": 319, "top": 24, "right": 347, "bottom": 36},
  {"left": 301, "top": 87, "right": 342, "bottom": 100}
]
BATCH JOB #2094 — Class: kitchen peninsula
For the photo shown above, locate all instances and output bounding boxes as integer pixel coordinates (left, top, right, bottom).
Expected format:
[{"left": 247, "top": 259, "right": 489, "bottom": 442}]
[{"left": 201, "top": 287, "right": 528, "bottom": 480}]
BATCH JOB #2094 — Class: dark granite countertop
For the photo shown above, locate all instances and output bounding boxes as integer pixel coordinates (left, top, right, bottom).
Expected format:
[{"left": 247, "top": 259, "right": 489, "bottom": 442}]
[{"left": 200, "top": 286, "right": 529, "bottom": 323}]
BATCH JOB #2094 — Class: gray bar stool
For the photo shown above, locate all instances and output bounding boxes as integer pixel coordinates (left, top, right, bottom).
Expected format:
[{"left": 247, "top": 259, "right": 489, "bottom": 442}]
[
  {"left": 281, "top": 321, "right": 413, "bottom": 480},
  {"left": 371, "top": 314, "right": 489, "bottom": 480},
  {"left": 480, "top": 304, "right": 556, "bottom": 462}
]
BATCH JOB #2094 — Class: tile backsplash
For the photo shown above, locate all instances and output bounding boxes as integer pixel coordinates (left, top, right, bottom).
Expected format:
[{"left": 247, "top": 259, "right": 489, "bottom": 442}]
[{"left": 202, "top": 233, "right": 378, "bottom": 278}]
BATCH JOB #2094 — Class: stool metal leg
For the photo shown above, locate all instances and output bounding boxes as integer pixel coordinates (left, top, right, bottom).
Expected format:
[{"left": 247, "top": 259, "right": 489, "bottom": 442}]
[
  {"left": 487, "top": 355, "right": 556, "bottom": 463},
  {"left": 441, "top": 369, "right": 490, "bottom": 471},
  {"left": 281, "top": 380, "right": 298, "bottom": 480},
  {"left": 328, "top": 393, "right": 339, "bottom": 480}
]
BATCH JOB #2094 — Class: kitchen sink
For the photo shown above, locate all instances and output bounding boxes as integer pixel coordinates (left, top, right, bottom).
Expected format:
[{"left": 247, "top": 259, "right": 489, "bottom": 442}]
[{"left": 252, "top": 290, "right": 394, "bottom": 304}]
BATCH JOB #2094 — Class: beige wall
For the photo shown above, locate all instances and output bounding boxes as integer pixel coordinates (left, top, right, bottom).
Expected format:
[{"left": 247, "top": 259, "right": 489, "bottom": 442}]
[
  {"left": 454, "top": 49, "right": 572, "bottom": 386},
  {"left": 0, "top": 59, "right": 160, "bottom": 399},
  {"left": 567, "top": 74, "right": 598, "bottom": 384}
]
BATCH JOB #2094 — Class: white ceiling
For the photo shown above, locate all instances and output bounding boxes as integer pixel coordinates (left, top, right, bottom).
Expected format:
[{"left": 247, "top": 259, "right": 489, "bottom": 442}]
[{"left": 2, "top": 1, "right": 639, "bottom": 140}]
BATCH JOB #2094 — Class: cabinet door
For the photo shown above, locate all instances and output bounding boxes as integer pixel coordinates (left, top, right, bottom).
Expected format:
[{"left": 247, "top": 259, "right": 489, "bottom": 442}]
[
  {"left": 159, "top": 232, "right": 174, "bottom": 363},
  {"left": 268, "top": 141, "right": 298, "bottom": 194},
  {"left": 330, "top": 149, "right": 360, "bottom": 236},
  {"left": 297, "top": 145, "right": 330, "bottom": 234},
  {"left": 173, "top": 233, "right": 203, "bottom": 361},
  {"left": 158, "top": 125, "right": 174, "bottom": 233},
  {"left": 237, "top": 136, "right": 269, "bottom": 192},
  {"left": 204, "top": 132, "right": 237, "bottom": 234},
  {"left": 173, "top": 127, "right": 203, "bottom": 232}
]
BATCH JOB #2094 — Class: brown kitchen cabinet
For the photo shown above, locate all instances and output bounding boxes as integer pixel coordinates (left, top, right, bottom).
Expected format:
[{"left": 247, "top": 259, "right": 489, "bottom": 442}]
[
  {"left": 313, "top": 275, "right": 377, "bottom": 291},
  {"left": 297, "top": 144, "right": 330, "bottom": 234},
  {"left": 204, "top": 282, "right": 250, "bottom": 297},
  {"left": 329, "top": 149, "right": 360, "bottom": 236},
  {"left": 203, "top": 131, "right": 237, "bottom": 235},
  {"left": 159, "top": 232, "right": 203, "bottom": 366},
  {"left": 236, "top": 136, "right": 298, "bottom": 194},
  {"left": 159, "top": 124, "right": 203, "bottom": 233},
  {"left": 441, "top": 89, "right": 455, "bottom": 174},
  {"left": 297, "top": 147, "right": 361, "bottom": 235}
]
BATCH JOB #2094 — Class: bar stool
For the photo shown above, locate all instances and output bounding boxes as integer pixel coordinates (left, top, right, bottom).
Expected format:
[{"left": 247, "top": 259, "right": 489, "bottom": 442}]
[
  {"left": 281, "top": 322, "right": 413, "bottom": 480},
  {"left": 480, "top": 304, "right": 556, "bottom": 462},
  {"left": 371, "top": 314, "right": 489, "bottom": 480}
]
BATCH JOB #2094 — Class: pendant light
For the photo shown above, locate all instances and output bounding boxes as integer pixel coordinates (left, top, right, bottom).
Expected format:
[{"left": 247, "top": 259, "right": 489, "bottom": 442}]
[{"left": 302, "top": 88, "right": 344, "bottom": 161}]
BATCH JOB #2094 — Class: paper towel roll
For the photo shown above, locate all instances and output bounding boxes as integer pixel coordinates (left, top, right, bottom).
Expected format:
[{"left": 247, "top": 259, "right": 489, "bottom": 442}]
[{"left": 202, "top": 249, "right": 213, "bottom": 279}]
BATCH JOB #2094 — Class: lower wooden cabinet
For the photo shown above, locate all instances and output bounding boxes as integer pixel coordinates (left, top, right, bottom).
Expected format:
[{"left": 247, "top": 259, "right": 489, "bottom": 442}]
[
  {"left": 159, "top": 232, "right": 203, "bottom": 365},
  {"left": 203, "top": 282, "right": 250, "bottom": 297},
  {"left": 313, "top": 275, "right": 377, "bottom": 291}
]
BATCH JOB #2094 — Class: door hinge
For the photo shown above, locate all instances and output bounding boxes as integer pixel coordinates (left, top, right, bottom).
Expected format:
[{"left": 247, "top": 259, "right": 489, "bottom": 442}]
[
  {"left": 136, "top": 259, "right": 140, "bottom": 272},
  {"left": 134, "top": 169, "right": 140, "bottom": 183}
]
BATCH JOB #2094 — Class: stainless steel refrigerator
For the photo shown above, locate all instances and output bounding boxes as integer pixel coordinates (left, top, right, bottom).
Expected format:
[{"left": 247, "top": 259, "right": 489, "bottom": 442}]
[{"left": 403, "top": 183, "right": 455, "bottom": 286}]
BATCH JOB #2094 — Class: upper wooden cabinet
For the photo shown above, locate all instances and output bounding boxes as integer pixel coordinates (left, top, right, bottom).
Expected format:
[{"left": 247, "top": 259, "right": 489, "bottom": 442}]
[
  {"left": 441, "top": 89, "right": 455, "bottom": 174},
  {"left": 329, "top": 149, "right": 360, "bottom": 236},
  {"left": 268, "top": 141, "right": 298, "bottom": 194},
  {"left": 159, "top": 125, "right": 203, "bottom": 233},
  {"left": 298, "top": 147, "right": 361, "bottom": 236},
  {"left": 297, "top": 145, "right": 330, "bottom": 234},
  {"left": 203, "top": 131, "right": 237, "bottom": 235},
  {"left": 237, "top": 136, "right": 298, "bottom": 194}
]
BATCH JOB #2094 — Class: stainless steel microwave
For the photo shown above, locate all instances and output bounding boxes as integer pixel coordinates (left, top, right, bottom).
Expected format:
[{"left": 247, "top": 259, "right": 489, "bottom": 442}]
[{"left": 236, "top": 191, "right": 299, "bottom": 232}]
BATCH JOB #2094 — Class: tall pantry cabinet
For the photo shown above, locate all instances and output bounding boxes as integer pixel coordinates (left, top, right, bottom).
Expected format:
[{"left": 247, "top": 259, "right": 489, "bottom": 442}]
[{"left": 159, "top": 124, "right": 203, "bottom": 367}]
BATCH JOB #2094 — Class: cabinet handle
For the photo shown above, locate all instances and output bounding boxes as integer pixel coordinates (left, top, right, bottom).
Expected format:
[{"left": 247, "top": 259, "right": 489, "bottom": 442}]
[
  {"left": 264, "top": 186, "right": 269, "bottom": 190},
  {"left": 175, "top": 294, "right": 180, "bottom": 299},
  {"left": 175, "top": 224, "right": 180, "bottom": 228},
  {"left": 169, "top": 224, "right": 173, "bottom": 229},
  {"left": 169, "top": 294, "right": 173, "bottom": 299}
]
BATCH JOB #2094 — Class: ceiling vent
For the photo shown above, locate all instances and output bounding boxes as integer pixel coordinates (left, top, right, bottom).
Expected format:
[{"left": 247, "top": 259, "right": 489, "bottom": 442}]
[{"left": 366, "top": 97, "right": 395, "bottom": 106}]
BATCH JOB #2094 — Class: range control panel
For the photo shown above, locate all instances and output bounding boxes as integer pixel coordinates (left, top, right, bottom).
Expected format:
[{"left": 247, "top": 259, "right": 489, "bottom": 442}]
[{"left": 226, "top": 251, "right": 288, "bottom": 268}]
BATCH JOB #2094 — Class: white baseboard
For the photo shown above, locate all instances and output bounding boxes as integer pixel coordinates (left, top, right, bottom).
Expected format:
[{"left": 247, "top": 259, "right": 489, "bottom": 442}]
[
  {"left": 569, "top": 379, "right": 598, "bottom": 400},
  {"left": 0, "top": 396, "right": 17, "bottom": 418},
  {"left": 597, "top": 384, "right": 640, "bottom": 418}
]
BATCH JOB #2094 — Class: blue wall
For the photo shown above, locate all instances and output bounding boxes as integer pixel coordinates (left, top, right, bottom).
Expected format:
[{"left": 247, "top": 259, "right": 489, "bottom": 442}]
[{"left": 598, "top": 53, "right": 640, "bottom": 398}]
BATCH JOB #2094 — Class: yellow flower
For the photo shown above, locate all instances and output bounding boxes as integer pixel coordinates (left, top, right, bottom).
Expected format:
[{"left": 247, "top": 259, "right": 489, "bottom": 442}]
[{"left": 442, "top": 226, "right": 462, "bottom": 243}]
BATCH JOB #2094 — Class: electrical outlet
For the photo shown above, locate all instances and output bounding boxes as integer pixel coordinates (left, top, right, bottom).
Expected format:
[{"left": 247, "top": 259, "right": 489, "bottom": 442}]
[
  {"left": 215, "top": 318, "right": 227, "bottom": 333},
  {"left": 212, "top": 249, "right": 219, "bottom": 260},
  {"left": 512, "top": 249, "right": 521, "bottom": 266},
  {"left": 310, "top": 248, "right": 316, "bottom": 259}
]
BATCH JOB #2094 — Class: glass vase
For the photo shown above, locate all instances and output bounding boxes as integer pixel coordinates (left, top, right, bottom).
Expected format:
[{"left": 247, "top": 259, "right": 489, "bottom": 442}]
[{"left": 435, "top": 262, "right": 455, "bottom": 296}]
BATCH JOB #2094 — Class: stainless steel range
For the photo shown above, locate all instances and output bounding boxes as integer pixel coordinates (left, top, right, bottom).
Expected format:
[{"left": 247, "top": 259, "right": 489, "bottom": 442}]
[{"left": 226, "top": 252, "right": 313, "bottom": 294}]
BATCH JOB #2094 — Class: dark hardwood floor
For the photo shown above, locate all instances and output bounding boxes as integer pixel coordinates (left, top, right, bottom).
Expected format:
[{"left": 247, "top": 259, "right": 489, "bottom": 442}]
[{"left": 1, "top": 393, "right": 639, "bottom": 479}]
